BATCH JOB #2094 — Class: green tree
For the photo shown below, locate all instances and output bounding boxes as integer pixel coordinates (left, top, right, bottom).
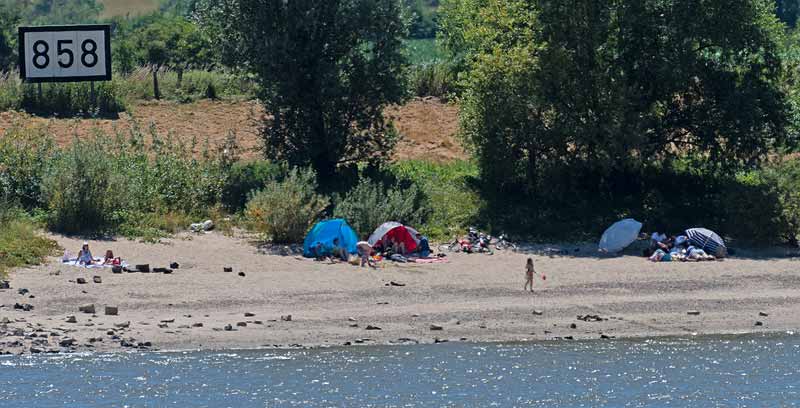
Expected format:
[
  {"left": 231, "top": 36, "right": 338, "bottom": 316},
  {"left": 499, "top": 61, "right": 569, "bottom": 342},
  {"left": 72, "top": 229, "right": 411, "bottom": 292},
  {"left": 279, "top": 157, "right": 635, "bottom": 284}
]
[
  {"left": 129, "top": 16, "right": 212, "bottom": 99},
  {"left": 198, "top": 0, "right": 408, "bottom": 180},
  {"left": 441, "top": 0, "right": 794, "bottom": 231},
  {"left": 0, "top": 2, "right": 21, "bottom": 71}
]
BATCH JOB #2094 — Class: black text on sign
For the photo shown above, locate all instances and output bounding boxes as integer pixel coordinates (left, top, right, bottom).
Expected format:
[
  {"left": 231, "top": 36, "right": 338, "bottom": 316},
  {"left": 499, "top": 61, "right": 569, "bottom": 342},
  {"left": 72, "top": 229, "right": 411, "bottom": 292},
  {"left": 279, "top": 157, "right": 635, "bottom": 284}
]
[{"left": 18, "top": 25, "right": 111, "bottom": 83}]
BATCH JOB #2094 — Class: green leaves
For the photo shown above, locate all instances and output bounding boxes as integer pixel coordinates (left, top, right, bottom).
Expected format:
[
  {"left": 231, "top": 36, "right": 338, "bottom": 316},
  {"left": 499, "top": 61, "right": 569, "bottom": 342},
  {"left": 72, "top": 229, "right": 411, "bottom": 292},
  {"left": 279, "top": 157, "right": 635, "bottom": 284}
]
[{"left": 197, "top": 0, "right": 409, "bottom": 178}]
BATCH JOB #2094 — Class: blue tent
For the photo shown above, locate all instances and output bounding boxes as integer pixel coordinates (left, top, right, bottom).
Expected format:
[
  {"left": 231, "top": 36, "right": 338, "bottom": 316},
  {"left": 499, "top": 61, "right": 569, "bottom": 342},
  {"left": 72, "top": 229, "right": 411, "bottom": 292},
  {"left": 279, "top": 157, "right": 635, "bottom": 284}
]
[{"left": 303, "top": 219, "right": 359, "bottom": 258}]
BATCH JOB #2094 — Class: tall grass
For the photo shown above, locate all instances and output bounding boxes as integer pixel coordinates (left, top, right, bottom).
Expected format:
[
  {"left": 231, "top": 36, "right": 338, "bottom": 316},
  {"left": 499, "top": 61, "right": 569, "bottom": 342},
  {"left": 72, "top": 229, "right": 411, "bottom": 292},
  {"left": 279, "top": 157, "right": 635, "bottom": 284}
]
[{"left": 0, "top": 67, "right": 259, "bottom": 117}]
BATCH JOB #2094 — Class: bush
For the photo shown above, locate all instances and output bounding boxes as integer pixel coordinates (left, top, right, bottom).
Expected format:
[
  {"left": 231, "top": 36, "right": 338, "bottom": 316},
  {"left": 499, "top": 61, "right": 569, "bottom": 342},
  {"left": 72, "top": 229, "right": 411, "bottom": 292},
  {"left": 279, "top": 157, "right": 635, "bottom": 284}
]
[
  {"left": 244, "top": 167, "right": 329, "bottom": 243},
  {"left": 0, "top": 214, "right": 59, "bottom": 280},
  {"left": 409, "top": 61, "right": 456, "bottom": 99},
  {"left": 20, "top": 80, "right": 127, "bottom": 117},
  {"left": 722, "top": 158, "right": 800, "bottom": 245},
  {"left": 333, "top": 177, "right": 427, "bottom": 238},
  {"left": 0, "top": 125, "right": 55, "bottom": 209},
  {"left": 389, "top": 160, "right": 480, "bottom": 240},
  {"left": 0, "top": 71, "right": 22, "bottom": 111},
  {"left": 42, "top": 136, "right": 127, "bottom": 234},
  {"left": 222, "top": 160, "right": 285, "bottom": 211}
]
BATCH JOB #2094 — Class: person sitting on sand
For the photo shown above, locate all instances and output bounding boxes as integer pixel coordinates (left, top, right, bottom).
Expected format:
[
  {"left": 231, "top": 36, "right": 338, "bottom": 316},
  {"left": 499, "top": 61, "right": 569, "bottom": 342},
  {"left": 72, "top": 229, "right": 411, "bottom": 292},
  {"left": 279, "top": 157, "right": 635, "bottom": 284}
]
[
  {"left": 102, "top": 250, "right": 121, "bottom": 266},
  {"left": 524, "top": 258, "right": 537, "bottom": 292},
  {"left": 76, "top": 242, "right": 95, "bottom": 265},
  {"left": 416, "top": 233, "right": 431, "bottom": 258},
  {"left": 331, "top": 238, "right": 349, "bottom": 262},
  {"left": 650, "top": 232, "right": 671, "bottom": 252}
]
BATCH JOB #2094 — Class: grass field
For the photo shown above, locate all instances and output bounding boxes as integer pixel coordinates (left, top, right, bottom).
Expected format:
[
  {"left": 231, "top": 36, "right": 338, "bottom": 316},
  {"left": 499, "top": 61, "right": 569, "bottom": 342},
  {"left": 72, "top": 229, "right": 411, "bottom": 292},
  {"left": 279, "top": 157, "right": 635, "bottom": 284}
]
[{"left": 99, "top": 0, "right": 160, "bottom": 18}]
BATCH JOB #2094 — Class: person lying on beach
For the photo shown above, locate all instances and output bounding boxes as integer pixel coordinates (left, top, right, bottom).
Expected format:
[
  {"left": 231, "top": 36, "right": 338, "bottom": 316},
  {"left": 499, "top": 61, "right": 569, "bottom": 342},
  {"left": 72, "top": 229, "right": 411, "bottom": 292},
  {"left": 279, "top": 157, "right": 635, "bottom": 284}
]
[{"left": 76, "top": 242, "right": 95, "bottom": 265}]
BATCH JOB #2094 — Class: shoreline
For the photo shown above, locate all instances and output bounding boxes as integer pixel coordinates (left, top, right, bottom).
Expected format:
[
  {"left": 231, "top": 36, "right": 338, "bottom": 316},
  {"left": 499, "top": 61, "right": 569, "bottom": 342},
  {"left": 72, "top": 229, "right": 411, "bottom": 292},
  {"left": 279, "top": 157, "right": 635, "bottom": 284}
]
[{"left": 2, "top": 232, "right": 800, "bottom": 356}]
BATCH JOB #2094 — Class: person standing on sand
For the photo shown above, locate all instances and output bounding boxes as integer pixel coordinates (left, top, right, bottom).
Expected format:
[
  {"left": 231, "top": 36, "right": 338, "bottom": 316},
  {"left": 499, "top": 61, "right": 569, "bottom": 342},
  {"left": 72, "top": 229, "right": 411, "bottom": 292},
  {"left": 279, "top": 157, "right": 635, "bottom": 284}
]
[{"left": 524, "top": 258, "right": 536, "bottom": 292}]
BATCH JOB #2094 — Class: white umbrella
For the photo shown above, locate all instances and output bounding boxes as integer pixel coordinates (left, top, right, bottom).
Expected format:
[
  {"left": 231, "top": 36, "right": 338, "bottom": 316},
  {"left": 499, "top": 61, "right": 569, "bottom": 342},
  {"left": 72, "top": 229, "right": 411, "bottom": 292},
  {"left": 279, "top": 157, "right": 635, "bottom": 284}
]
[{"left": 598, "top": 219, "right": 642, "bottom": 253}]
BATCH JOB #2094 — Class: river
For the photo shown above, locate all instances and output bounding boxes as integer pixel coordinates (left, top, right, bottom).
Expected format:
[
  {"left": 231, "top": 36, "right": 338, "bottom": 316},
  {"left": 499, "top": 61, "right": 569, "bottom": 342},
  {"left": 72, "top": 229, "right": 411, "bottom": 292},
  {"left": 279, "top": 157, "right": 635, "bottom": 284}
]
[{"left": 2, "top": 333, "right": 799, "bottom": 407}]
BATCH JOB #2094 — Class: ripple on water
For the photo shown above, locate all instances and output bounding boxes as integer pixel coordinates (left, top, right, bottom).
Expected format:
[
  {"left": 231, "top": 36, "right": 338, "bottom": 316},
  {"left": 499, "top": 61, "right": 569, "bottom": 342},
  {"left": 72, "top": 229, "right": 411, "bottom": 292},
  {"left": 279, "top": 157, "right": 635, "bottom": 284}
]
[{"left": 1, "top": 333, "right": 799, "bottom": 407}]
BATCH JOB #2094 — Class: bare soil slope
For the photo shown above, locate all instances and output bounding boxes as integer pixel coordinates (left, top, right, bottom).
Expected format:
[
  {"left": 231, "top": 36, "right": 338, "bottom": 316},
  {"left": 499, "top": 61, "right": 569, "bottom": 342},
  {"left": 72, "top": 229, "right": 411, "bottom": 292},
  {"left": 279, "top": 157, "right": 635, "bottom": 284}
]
[{"left": 0, "top": 98, "right": 465, "bottom": 162}]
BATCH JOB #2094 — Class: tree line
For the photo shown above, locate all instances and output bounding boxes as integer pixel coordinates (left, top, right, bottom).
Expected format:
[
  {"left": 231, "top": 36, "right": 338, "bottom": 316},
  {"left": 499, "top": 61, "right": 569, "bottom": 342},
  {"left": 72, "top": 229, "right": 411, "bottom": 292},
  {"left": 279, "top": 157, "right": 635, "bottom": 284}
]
[{"left": 4, "top": 0, "right": 800, "bottom": 240}]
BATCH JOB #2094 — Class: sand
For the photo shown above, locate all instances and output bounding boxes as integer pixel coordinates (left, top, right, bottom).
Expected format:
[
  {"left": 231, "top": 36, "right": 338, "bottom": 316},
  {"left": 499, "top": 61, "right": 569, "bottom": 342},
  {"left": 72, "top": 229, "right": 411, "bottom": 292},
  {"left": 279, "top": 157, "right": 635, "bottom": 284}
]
[{"left": 2, "top": 232, "right": 800, "bottom": 354}]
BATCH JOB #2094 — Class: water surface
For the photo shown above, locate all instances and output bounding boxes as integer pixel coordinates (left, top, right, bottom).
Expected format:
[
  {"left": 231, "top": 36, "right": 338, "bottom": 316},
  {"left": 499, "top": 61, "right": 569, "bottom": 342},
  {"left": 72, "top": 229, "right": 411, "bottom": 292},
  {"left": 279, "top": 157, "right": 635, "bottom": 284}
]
[{"left": 2, "top": 334, "right": 799, "bottom": 407}]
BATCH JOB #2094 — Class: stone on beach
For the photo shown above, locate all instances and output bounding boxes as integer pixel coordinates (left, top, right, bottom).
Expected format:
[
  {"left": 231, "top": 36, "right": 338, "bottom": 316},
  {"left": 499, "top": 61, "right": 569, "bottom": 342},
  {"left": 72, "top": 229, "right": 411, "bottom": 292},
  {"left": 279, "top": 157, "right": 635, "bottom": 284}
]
[
  {"left": 78, "top": 304, "right": 95, "bottom": 314},
  {"left": 76, "top": 278, "right": 87, "bottom": 284},
  {"left": 430, "top": 324, "right": 444, "bottom": 331},
  {"left": 105, "top": 306, "right": 118, "bottom": 316},
  {"left": 93, "top": 276, "right": 102, "bottom": 284},
  {"left": 532, "top": 310, "right": 544, "bottom": 316},
  {"left": 365, "top": 325, "right": 381, "bottom": 330},
  {"left": 759, "top": 312, "right": 769, "bottom": 317},
  {"left": 244, "top": 312, "right": 255, "bottom": 317},
  {"left": 687, "top": 310, "right": 701, "bottom": 315},
  {"left": 65, "top": 315, "right": 77, "bottom": 323},
  {"left": 237, "top": 322, "right": 247, "bottom": 327},
  {"left": 281, "top": 315, "right": 292, "bottom": 322}
]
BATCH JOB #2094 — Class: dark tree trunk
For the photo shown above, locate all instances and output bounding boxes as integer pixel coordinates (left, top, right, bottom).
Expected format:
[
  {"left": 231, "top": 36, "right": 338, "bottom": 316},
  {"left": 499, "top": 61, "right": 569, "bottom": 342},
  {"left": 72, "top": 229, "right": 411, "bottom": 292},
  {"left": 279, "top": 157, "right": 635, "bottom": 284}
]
[
  {"left": 177, "top": 68, "right": 183, "bottom": 89},
  {"left": 152, "top": 66, "right": 161, "bottom": 100}
]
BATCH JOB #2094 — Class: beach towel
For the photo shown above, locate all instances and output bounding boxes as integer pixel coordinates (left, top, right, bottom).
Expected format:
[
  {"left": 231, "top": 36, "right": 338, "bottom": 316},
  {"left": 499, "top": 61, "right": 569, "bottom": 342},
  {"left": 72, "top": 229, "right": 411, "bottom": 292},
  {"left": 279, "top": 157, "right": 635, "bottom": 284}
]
[
  {"left": 411, "top": 257, "right": 449, "bottom": 264},
  {"left": 62, "top": 258, "right": 128, "bottom": 269}
]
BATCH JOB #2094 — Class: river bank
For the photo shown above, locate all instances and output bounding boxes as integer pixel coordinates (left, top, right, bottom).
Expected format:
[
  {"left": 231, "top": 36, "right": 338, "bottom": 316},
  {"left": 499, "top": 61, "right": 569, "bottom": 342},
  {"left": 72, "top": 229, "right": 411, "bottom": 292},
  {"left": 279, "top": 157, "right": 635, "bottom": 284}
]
[{"left": 2, "top": 232, "right": 800, "bottom": 355}]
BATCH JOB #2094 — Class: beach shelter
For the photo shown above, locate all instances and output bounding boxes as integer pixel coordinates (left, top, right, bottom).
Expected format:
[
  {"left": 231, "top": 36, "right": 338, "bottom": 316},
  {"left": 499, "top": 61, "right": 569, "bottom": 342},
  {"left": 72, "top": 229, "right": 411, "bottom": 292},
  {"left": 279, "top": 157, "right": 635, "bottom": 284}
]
[
  {"left": 686, "top": 227, "right": 726, "bottom": 257},
  {"left": 598, "top": 218, "right": 642, "bottom": 253},
  {"left": 368, "top": 222, "right": 420, "bottom": 253},
  {"left": 302, "top": 219, "right": 359, "bottom": 258}
]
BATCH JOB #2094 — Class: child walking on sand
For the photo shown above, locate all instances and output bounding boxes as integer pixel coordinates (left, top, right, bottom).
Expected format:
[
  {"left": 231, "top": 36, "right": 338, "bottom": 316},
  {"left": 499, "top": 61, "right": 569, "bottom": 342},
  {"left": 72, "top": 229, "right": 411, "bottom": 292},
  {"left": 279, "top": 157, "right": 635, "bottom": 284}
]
[{"left": 524, "top": 258, "right": 536, "bottom": 292}]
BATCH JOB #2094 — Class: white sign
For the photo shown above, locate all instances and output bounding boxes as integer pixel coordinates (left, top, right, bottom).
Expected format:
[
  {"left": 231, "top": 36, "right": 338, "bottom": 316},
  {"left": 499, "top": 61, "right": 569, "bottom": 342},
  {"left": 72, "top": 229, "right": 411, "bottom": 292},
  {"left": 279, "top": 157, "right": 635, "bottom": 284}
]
[{"left": 19, "top": 25, "right": 111, "bottom": 83}]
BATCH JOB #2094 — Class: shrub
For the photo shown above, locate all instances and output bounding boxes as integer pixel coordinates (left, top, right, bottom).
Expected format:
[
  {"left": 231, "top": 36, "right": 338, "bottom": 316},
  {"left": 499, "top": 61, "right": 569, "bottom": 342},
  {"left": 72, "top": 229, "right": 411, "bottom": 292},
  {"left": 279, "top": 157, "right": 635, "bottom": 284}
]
[
  {"left": 409, "top": 61, "right": 456, "bottom": 99},
  {"left": 244, "top": 167, "right": 329, "bottom": 243},
  {"left": 389, "top": 160, "right": 481, "bottom": 240},
  {"left": 333, "top": 177, "right": 427, "bottom": 238},
  {"left": 0, "top": 71, "right": 22, "bottom": 111},
  {"left": 0, "top": 125, "right": 55, "bottom": 209},
  {"left": 222, "top": 160, "right": 285, "bottom": 211},
  {"left": 42, "top": 137, "right": 127, "bottom": 234},
  {"left": 20, "top": 80, "right": 127, "bottom": 117},
  {"left": 0, "top": 216, "right": 59, "bottom": 279}
]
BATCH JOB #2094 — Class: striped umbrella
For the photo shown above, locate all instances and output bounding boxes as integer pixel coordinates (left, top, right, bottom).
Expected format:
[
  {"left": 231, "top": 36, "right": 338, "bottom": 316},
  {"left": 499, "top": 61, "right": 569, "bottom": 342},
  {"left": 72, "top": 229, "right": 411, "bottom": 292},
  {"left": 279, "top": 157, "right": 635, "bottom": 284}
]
[{"left": 686, "top": 228, "right": 726, "bottom": 257}]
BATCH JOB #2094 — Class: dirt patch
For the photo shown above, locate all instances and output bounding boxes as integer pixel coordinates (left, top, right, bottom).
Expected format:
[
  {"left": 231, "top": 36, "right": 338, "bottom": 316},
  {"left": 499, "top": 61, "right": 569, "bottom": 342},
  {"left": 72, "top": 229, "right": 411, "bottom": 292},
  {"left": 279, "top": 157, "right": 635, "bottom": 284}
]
[{"left": 0, "top": 98, "right": 464, "bottom": 162}]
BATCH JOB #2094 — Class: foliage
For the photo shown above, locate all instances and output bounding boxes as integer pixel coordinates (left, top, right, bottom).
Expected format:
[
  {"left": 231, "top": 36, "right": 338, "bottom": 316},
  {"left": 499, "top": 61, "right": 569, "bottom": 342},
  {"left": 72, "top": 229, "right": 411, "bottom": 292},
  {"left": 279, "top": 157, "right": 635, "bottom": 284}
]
[
  {"left": 0, "top": 1, "right": 21, "bottom": 72},
  {"left": 2, "top": 122, "right": 231, "bottom": 237},
  {"left": 244, "top": 167, "right": 329, "bottom": 243},
  {"left": 13, "top": 0, "right": 102, "bottom": 25},
  {"left": 21, "top": 80, "right": 127, "bottom": 116},
  {"left": 441, "top": 0, "right": 796, "bottom": 236},
  {"left": 406, "top": 0, "right": 439, "bottom": 39},
  {"left": 0, "top": 125, "right": 55, "bottom": 209},
  {"left": 198, "top": 0, "right": 409, "bottom": 179},
  {"left": 409, "top": 61, "right": 455, "bottom": 99},
  {"left": 42, "top": 135, "right": 127, "bottom": 234},
  {"left": 0, "top": 209, "right": 60, "bottom": 280},
  {"left": 333, "top": 177, "right": 426, "bottom": 238},
  {"left": 404, "top": 38, "right": 445, "bottom": 65},
  {"left": 389, "top": 160, "right": 480, "bottom": 240},
  {"left": 222, "top": 160, "right": 285, "bottom": 211}
]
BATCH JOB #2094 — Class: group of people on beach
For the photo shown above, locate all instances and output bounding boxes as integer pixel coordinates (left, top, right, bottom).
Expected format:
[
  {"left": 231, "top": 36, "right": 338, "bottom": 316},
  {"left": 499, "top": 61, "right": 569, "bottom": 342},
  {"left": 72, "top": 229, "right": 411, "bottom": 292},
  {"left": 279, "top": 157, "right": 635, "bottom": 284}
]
[
  {"left": 646, "top": 232, "right": 716, "bottom": 262},
  {"left": 313, "top": 233, "right": 432, "bottom": 268},
  {"left": 69, "top": 242, "right": 122, "bottom": 266}
]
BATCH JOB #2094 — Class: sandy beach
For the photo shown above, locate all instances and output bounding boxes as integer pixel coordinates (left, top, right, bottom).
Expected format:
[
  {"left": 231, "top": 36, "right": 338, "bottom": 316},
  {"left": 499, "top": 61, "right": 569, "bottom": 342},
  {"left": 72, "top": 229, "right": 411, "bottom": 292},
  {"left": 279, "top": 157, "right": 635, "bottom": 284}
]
[{"left": 2, "top": 232, "right": 800, "bottom": 355}]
